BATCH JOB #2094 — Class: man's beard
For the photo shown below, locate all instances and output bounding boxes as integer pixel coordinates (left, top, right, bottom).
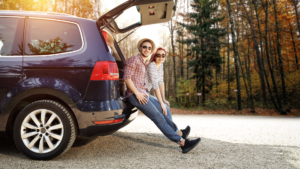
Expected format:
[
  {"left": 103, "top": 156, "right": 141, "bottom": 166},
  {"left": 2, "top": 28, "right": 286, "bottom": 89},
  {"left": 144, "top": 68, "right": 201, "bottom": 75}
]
[{"left": 141, "top": 52, "right": 149, "bottom": 58}]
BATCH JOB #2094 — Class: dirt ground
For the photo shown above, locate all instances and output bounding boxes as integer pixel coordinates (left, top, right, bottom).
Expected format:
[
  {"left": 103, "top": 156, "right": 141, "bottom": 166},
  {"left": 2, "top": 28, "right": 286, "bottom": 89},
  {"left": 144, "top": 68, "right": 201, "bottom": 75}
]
[{"left": 166, "top": 108, "right": 300, "bottom": 117}]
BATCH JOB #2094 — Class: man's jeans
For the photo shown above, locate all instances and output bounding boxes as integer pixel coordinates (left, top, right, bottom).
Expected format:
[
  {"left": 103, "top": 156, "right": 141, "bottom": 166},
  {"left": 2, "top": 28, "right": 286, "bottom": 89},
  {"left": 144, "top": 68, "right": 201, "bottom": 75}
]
[
  {"left": 148, "top": 95, "right": 178, "bottom": 131},
  {"left": 127, "top": 94, "right": 182, "bottom": 143}
]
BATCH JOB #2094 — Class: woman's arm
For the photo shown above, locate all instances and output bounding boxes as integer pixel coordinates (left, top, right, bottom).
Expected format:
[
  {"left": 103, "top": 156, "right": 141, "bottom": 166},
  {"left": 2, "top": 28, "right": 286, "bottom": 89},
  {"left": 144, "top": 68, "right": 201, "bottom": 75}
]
[
  {"left": 159, "top": 84, "right": 165, "bottom": 101},
  {"left": 159, "top": 82, "right": 170, "bottom": 107},
  {"left": 153, "top": 87, "right": 167, "bottom": 116},
  {"left": 147, "top": 63, "right": 167, "bottom": 115},
  {"left": 157, "top": 64, "right": 170, "bottom": 107}
]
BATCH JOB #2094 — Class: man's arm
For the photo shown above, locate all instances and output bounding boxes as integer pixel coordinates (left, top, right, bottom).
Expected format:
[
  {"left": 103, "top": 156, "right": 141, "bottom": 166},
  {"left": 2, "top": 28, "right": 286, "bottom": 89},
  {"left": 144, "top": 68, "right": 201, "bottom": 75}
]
[{"left": 124, "top": 79, "right": 148, "bottom": 105}]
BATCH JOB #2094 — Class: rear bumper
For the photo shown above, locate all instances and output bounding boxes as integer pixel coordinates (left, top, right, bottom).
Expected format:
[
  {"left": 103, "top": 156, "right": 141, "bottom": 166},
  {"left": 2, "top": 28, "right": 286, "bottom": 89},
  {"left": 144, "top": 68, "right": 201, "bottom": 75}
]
[{"left": 77, "top": 104, "right": 138, "bottom": 137}]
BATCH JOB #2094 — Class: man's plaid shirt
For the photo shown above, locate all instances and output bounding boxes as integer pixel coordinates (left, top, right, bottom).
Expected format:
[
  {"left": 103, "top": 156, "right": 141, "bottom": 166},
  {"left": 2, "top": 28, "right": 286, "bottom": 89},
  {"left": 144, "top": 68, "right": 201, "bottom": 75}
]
[{"left": 124, "top": 54, "right": 149, "bottom": 98}]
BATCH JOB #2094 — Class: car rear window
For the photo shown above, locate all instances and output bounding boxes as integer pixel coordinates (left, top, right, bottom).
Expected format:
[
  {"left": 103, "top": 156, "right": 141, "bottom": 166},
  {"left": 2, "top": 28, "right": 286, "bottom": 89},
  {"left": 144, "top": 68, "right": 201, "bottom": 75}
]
[
  {"left": 25, "top": 19, "right": 83, "bottom": 55},
  {"left": 0, "top": 18, "right": 22, "bottom": 56}
]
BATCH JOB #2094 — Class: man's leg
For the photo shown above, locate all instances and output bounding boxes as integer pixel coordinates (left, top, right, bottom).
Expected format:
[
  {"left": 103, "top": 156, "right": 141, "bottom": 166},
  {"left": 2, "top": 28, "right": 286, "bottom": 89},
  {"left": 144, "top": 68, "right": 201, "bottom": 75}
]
[
  {"left": 149, "top": 95, "right": 179, "bottom": 132},
  {"left": 127, "top": 94, "right": 182, "bottom": 143}
]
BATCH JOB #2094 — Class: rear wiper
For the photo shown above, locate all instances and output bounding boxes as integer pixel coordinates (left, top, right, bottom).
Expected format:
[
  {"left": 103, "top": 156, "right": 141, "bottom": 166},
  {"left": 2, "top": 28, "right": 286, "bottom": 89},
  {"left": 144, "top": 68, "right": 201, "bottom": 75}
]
[{"left": 117, "top": 27, "right": 140, "bottom": 43}]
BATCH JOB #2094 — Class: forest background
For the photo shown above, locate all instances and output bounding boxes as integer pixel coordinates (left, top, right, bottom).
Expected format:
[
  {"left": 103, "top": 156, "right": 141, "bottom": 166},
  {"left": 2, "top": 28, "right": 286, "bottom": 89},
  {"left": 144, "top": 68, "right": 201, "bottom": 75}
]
[{"left": 1, "top": 0, "right": 300, "bottom": 116}]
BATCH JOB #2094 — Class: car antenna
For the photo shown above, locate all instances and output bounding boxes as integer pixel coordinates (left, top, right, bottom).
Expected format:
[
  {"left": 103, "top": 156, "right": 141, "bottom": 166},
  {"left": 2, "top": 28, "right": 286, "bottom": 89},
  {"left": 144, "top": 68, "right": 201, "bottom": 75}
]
[{"left": 117, "top": 27, "right": 140, "bottom": 43}]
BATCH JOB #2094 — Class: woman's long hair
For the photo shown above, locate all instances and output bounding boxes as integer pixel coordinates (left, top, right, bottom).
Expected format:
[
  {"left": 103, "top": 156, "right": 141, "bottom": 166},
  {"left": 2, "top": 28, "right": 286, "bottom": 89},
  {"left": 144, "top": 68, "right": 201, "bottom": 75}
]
[{"left": 149, "top": 47, "right": 167, "bottom": 63}]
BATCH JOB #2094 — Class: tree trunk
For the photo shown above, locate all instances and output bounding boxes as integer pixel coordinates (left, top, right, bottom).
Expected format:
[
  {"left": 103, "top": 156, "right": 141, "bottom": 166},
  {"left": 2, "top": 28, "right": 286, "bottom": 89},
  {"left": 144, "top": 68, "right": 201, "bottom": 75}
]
[
  {"left": 242, "top": 2, "right": 267, "bottom": 106},
  {"left": 227, "top": 21, "right": 231, "bottom": 101},
  {"left": 168, "top": 49, "right": 172, "bottom": 100},
  {"left": 170, "top": 18, "right": 177, "bottom": 102},
  {"left": 237, "top": 49, "right": 249, "bottom": 107},
  {"left": 54, "top": 0, "right": 57, "bottom": 12},
  {"left": 292, "top": 0, "right": 300, "bottom": 36},
  {"left": 227, "top": 0, "right": 241, "bottom": 110},
  {"left": 273, "top": 0, "right": 288, "bottom": 108},
  {"left": 246, "top": 39, "right": 255, "bottom": 112},
  {"left": 223, "top": 47, "right": 225, "bottom": 80},
  {"left": 186, "top": 0, "right": 190, "bottom": 81},
  {"left": 65, "top": 0, "right": 68, "bottom": 13},
  {"left": 186, "top": 51, "right": 189, "bottom": 80},
  {"left": 289, "top": 23, "right": 299, "bottom": 70},
  {"left": 93, "top": 0, "right": 99, "bottom": 20},
  {"left": 272, "top": 44, "right": 278, "bottom": 70},
  {"left": 180, "top": 33, "right": 184, "bottom": 78},
  {"left": 200, "top": 38, "right": 206, "bottom": 105},
  {"left": 262, "top": 0, "right": 285, "bottom": 113}
]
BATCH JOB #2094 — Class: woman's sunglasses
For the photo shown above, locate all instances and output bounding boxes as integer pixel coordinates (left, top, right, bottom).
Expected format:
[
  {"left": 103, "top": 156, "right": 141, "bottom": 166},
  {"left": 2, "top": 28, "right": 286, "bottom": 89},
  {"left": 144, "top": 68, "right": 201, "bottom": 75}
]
[
  {"left": 142, "top": 46, "right": 152, "bottom": 50},
  {"left": 155, "top": 54, "right": 166, "bottom": 58}
]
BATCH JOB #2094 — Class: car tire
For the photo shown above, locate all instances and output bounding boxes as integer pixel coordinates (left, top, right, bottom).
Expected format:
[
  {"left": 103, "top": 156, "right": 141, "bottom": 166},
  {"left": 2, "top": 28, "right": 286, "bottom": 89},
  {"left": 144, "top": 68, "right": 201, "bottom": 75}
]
[{"left": 13, "top": 100, "right": 76, "bottom": 160}]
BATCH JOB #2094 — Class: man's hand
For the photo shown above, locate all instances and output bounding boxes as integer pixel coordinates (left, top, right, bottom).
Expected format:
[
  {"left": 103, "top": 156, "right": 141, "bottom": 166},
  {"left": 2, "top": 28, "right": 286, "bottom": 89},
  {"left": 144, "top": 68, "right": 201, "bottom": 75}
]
[
  {"left": 135, "top": 92, "right": 148, "bottom": 105},
  {"left": 163, "top": 100, "right": 170, "bottom": 107},
  {"left": 161, "top": 103, "right": 167, "bottom": 116}
]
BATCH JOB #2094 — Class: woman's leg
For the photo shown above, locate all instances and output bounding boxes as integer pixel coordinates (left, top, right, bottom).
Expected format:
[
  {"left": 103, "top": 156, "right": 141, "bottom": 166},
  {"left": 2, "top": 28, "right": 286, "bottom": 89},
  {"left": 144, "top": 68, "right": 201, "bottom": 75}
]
[
  {"left": 149, "top": 95, "right": 178, "bottom": 132},
  {"left": 149, "top": 95, "right": 172, "bottom": 119},
  {"left": 127, "top": 94, "right": 181, "bottom": 143}
]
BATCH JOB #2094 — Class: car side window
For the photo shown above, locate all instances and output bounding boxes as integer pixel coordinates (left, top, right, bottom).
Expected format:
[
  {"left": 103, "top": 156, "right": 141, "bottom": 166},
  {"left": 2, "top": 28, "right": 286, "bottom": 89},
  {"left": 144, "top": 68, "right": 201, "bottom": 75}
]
[
  {"left": 25, "top": 19, "right": 82, "bottom": 55},
  {"left": 0, "top": 18, "right": 23, "bottom": 56}
]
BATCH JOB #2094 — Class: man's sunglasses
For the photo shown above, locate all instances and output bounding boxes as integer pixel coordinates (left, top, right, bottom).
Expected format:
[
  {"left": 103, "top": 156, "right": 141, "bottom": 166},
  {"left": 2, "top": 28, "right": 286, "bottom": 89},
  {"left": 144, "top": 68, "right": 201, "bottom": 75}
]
[
  {"left": 155, "top": 54, "right": 166, "bottom": 58},
  {"left": 142, "top": 46, "right": 152, "bottom": 50}
]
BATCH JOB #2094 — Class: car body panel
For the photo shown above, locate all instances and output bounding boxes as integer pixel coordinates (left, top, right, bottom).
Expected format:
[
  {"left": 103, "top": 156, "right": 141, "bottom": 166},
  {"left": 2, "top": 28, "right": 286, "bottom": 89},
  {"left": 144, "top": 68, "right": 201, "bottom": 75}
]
[
  {"left": 0, "top": 17, "right": 24, "bottom": 131},
  {"left": 0, "top": 11, "right": 137, "bottom": 137},
  {"left": 0, "top": 3, "right": 174, "bottom": 138}
]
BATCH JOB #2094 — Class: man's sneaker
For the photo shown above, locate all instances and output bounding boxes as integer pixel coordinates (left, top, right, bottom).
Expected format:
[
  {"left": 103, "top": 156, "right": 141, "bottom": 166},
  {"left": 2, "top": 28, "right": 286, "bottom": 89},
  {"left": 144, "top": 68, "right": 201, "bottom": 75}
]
[
  {"left": 181, "top": 126, "right": 190, "bottom": 139},
  {"left": 181, "top": 138, "right": 201, "bottom": 154}
]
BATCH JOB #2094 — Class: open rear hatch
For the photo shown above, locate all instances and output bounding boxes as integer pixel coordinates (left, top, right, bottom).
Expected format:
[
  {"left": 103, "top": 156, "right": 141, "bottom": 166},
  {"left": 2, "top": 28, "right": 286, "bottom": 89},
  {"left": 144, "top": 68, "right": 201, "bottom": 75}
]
[
  {"left": 97, "top": 0, "right": 177, "bottom": 97},
  {"left": 97, "top": 0, "right": 177, "bottom": 33}
]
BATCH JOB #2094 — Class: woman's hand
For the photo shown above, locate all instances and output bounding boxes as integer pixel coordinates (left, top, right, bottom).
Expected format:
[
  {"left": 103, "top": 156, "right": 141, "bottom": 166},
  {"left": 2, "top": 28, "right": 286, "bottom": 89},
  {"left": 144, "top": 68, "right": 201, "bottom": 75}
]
[
  {"left": 160, "top": 103, "right": 167, "bottom": 116},
  {"left": 135, "top": 92, "right": 148, "bottom": 105},
  {"left": 163, "top": 100, "right": 170, "bottom": 107}
]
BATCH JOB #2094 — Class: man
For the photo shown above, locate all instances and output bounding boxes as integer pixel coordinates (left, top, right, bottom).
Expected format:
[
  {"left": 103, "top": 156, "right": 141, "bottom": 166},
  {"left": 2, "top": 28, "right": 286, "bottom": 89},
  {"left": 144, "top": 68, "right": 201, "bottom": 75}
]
[{"left": 124, "top": 38, "right": 201, "bottom": 153}]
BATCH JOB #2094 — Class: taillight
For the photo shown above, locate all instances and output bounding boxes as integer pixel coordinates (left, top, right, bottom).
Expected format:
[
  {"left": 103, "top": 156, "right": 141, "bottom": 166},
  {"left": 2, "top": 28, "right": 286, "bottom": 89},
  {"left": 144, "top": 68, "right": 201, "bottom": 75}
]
[
  {"left": 93, "top": 118, "right": 123, "bottom": 125},
  {"left": 90, "top": 61, "right": 119, "bottom": 80}
]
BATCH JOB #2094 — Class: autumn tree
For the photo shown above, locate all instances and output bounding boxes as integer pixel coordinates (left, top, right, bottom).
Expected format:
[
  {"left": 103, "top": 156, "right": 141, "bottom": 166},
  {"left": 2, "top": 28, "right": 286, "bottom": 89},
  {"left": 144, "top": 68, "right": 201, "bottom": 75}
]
[{"left": 177, "top": 0, "right": 226, "bottom": 104}]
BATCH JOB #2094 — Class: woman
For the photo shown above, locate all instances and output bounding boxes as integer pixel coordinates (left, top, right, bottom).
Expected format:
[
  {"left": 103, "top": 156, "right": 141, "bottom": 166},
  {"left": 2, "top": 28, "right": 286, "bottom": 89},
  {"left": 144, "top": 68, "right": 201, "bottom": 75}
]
[{"left": 145, "top": 47, "right": 190, "bottom": 137}]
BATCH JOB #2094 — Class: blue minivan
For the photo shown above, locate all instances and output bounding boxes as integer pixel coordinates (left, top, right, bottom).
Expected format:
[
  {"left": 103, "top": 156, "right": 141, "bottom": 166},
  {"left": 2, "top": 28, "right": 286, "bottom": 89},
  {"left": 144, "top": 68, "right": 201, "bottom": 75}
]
[{"left": 0, "top": 0, "right": 176, "bottom": 160}]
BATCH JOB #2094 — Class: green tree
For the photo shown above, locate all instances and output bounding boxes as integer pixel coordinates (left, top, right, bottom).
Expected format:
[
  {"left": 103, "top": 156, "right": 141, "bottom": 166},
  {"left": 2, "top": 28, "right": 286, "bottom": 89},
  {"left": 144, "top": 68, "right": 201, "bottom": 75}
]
[
  {"left": 27, "top": 37, "right": 74, "bottom": 55},
  {"left": 177, "top": 0, "right": 226, "bottom": 104}
]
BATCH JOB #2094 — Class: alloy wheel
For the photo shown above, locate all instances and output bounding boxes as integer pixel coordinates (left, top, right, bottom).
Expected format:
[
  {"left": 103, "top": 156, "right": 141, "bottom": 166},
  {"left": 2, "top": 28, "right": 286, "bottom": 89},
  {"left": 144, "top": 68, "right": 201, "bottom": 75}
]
[{"left": 20, "top": 109, "right": 64, "bottom": 154}]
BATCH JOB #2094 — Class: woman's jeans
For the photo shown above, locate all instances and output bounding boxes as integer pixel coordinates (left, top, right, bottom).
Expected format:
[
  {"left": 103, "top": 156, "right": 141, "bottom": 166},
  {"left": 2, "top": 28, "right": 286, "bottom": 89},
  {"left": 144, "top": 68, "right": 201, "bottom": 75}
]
[
  {"left": 127, "top": 94, "right": 181, "bottom": 143},
  {"left": 148, "top": 95, "right": 177, "bottom": 128}
]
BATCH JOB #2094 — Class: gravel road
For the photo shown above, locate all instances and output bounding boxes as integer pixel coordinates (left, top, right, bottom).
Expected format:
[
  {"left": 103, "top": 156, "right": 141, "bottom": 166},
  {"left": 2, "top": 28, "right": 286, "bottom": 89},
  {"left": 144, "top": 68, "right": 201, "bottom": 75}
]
[{"left": 0, "top": 114, "right": 299, "bottom": 169}]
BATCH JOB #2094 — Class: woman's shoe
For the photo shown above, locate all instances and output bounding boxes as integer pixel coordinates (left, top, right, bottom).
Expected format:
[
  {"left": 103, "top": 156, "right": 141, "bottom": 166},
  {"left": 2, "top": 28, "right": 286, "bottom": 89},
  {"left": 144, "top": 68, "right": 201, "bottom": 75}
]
[
  {"left": 181, "top": 138, "right": 201, "bottom": 154},
  {"left": 181, "top": 126, "right": 190, "bottom": 139}
]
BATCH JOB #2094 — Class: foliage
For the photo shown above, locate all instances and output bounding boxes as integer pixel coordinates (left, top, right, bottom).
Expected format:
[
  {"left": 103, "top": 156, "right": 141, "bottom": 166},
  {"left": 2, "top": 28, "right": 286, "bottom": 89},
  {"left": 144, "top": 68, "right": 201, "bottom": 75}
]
[
  {"left": 164, "top": 0, "right": 300, "bottom": 113},
  {"left": 177, "top": 0, "right": 226, "bottom": 103},
  {"left": 0, "top": 0, "right": 94, "bottom": 19},
  {"left": 176, "top": 77, "right": 196, "bottom": 97},
  {"left": 27, "top": 37, "right": 74, "bottom": 55}
]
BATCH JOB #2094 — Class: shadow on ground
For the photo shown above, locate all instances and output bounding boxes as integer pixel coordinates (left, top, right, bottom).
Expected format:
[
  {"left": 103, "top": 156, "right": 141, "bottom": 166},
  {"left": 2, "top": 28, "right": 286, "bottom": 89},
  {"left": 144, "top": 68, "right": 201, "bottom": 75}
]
[{"left": 0, "top": 133, "right": 299, "bottom": 168}]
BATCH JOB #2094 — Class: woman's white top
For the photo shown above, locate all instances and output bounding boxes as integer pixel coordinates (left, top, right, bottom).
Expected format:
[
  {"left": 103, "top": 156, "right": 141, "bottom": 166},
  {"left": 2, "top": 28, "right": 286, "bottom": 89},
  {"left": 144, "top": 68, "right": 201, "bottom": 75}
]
[{"left": 145, "top": 62, "right": 164, "bottom": 92}]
